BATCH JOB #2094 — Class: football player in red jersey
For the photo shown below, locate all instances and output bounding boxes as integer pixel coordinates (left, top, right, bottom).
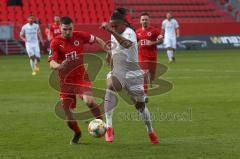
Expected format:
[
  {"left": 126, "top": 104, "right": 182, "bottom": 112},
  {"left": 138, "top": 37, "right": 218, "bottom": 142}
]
[
  {"left": 136, "top": 12, "right": 163, "bottom": 92},
  {"left": 48, "top": 16, "right": 107, "bottom": 145},
  {"left": 49, "top": 16, "right": 61, "bottom": 40}
]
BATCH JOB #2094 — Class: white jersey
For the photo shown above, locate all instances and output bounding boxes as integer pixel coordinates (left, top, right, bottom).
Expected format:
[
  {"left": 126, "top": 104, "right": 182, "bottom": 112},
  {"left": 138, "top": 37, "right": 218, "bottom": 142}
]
[
  {"left": 20, "top": 23, "right": 40, "bottom": 44},
  {"left": 111, "top": 27, "right": 143, "bottom": 77},
  {"left": 111, "top": 27, "right": 138, "bottom": 63},
  {"left": 162, "top": 18, "right": 179, "bottom": 39}
]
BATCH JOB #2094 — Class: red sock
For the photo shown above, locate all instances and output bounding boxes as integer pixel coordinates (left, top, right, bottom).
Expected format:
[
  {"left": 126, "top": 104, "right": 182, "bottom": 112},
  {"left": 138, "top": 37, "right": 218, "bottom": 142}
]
[
  {"left": 67, "top": 121, "right": 80, "bottom": 134},
  {"left": 144, "top": 79, "right": 148, "bottom": 93}
]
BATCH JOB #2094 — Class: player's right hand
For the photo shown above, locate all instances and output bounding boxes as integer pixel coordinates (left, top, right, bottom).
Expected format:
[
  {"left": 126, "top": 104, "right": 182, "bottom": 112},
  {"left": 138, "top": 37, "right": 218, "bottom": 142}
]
[{"left": 100, "top": 22, "right": 112, "bottom": 32}]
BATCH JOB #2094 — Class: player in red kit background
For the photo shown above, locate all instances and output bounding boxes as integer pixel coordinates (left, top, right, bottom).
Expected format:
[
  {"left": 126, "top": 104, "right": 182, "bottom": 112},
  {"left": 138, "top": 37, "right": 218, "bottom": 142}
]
[
  {"left": 136, "top": 12, "right": 163, "bottom": 93},
  {"left": 49, "top": 16, "right": 61, "bottom": 40},
  {"left": 48, "top": 16, "right": 107, "bottom": 145}
]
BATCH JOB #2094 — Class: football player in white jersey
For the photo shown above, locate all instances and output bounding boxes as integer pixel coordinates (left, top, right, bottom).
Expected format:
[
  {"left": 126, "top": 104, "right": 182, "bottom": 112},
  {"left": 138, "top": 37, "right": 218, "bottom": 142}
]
[
  {"left": 20, "top": 15, "right": 43, "bottom": 75},
  {"left": 161, "top": 12, "right": 180, "bottom": 62},
  {"left": 101, "top": 11, "right": 159, "bottom": 144}
]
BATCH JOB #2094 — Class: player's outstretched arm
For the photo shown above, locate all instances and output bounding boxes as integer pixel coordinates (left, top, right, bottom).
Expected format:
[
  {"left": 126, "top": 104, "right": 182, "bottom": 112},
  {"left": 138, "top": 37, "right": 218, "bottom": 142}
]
[
  {"left": 95, "top": 37, "right": 112, "bottom": 66},
  {"left": 95, "top": 37, "right": 110, "bottom": 54},
  {"left": 100, "top": 22, "right": 132, "bottom": 48}
]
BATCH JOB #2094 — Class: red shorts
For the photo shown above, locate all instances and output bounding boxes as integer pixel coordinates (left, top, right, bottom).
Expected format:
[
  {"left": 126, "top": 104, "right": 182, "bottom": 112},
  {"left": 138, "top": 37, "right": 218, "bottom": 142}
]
[
  {"left": 60, "top": 80, "right": 92, "bottom": 109},
  {"left": 138, "top": 56, "right": 157, "bottom": 80}
]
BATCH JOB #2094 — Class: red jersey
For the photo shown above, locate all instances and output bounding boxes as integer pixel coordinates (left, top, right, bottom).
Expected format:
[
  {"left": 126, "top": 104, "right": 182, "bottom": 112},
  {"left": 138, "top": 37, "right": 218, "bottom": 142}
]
[
  {"left": 136, "top": 26, "right": 161, "bottom": 59},
  {"left": 48, "top": 31, "right": 96, "bottom": 82},
  {"left": 50, "top": 23, "right": 61, "bottom": 38}
]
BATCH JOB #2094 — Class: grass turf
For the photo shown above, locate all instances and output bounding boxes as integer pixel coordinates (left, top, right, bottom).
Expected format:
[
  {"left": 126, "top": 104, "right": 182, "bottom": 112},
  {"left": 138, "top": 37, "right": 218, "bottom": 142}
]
[{"left": 0, "top": 49, "right": 239, "bottom": 159}]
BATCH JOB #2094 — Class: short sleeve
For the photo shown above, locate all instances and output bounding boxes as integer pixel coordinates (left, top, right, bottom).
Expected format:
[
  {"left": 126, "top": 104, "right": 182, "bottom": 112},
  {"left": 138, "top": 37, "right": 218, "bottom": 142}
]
[
  {"left": 175, "top": 19, "right": 179, "bottom": 28},
  {"left": 79, "top": 31, "right": 96, "bottom": 44},
  {"left": 37, "top": 25, "right": 40, "bottom": 33},
  {"left": 161, "top": 20, "right": 166, "bottom": 29},
  {"left": 48, "top": 39, "right": 59, "bottom": 62},
  {"left": 20, "top": 26, "right": 25, "bottom": 36},
  {"left": 122, "top": 28, "right": 137, "bottom": 43}
]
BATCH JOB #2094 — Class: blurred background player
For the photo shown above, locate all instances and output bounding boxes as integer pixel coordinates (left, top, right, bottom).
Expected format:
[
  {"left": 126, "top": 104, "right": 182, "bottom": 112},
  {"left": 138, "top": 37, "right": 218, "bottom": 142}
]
[
  {"left": 101, "top": 11, "right": 159, "bottom": 144},
  {"left": 161, "top": 12, "right": 180, "bottom": 63},
  {"left": 45, "top": 16, "right": 61, "bottom": 52},
  {"left": 136, "top": 12, "right": 163, "bottom": 92},
  {"left": 49, "top": 16, "right": 61, "bottom": 40},
  {"left": 20, "top": 14, "right": 44, "bottom": 75},
  {"left": 48, "top": 16, "right": 107, "bottom": 145}
]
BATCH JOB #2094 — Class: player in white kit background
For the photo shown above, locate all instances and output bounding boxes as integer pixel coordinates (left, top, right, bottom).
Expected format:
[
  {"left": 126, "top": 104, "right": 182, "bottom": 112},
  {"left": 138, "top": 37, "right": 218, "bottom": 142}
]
[
  {"left": 161, "top": 12, "right": 180, "bottom": 62},
  {"left": 101, "top": 11, "right": 159, "bottom": 144},
  {"left": 20, "top": 15, "right": 44, "bottom": 75}
]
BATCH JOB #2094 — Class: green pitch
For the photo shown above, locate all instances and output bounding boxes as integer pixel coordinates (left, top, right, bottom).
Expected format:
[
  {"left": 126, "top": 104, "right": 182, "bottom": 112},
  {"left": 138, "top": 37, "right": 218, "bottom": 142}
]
[{"left": 0, "top": 50, "right": 239, "bottom": 159}]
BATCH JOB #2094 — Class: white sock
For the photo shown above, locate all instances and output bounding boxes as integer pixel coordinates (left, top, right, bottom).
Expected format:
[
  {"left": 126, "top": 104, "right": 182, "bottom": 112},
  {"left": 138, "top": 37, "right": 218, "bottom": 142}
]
[
  {"left": 105, "top": 110, "right": 114, "bottom": 128},
  {"left": 34, "top": 59, "right": 38, "bottom": 67},
  {"left": 167, "top": 50, "right": 172, "bottom": 61},
  {"left": 104, "top": 89, "right": 117, "bottom": 128},
  {"left": 170, "top": 50, "right": 174, "bottom": 59},
  {"left": 30, "top": 59, "right": 35, "bottom": 71},
  {"left": 138, "top": 105, "right": 154, "bottom": 133}
]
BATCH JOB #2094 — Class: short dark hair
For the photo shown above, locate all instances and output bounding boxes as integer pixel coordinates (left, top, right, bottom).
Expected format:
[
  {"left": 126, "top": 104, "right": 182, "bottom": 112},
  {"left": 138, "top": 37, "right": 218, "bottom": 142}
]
[
  {"left": 60, "top": 16, "right": 73, "bottom": 25},
  {"left": 114, "top": 8, "right": 128, "bottom": 16},
  {"left": 110, "top": 11, "right": 125, "bottom": 21},
  {"left": 141, "top": 12, "right": 150, "bottom": 17}
]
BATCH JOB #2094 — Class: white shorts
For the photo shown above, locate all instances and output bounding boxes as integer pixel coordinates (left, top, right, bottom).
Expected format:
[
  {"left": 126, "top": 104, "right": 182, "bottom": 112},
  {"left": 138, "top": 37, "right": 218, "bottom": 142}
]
[
  {"left": 164, "top": 38, "right": 177, "bottom": 49},
  {"left": 25, "top": 43, "right": 40, "bottom": 58},
  {"left": 107, "top": 70, "right": 146, "bottom": 103}
]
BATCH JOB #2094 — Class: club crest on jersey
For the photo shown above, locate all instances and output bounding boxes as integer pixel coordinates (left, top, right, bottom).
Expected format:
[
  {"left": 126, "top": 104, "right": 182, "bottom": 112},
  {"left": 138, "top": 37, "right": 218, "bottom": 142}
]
[
  {"left": 147, "top": 32, "right": 152, "bottom": 37},
  {"left": 74, "top": 40, "right": 80, "bottom": 46}
]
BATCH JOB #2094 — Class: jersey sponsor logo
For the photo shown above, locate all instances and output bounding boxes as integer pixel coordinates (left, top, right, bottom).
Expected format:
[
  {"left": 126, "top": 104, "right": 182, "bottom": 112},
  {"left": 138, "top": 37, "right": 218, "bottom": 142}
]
[
  {"left": 65, "top": 51, "right": 79, "bottom": 61},
  {"left": 140, "top": 39, "right": 150, "bottom": 46},
  {"left": 74, "top": 40, "right": 80, "bottom": 46}
]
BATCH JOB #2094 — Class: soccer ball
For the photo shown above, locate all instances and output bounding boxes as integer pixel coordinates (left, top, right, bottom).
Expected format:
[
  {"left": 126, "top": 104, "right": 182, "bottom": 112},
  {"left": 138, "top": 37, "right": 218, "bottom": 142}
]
[{"left": 88, "top": 119, "right": 106, "bottom": 138}]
